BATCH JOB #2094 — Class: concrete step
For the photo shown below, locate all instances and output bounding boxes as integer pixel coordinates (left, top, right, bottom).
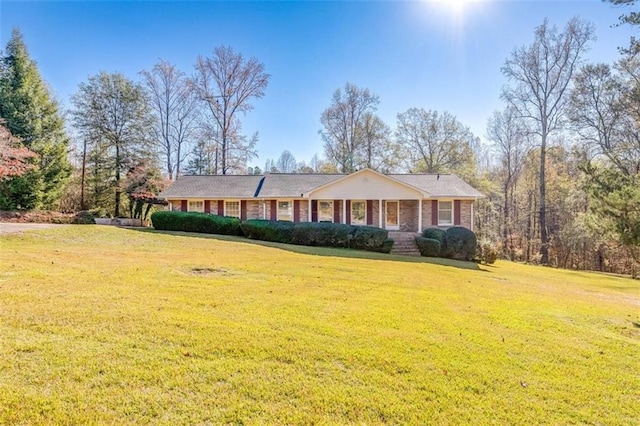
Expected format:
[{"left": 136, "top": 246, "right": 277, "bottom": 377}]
[{"left": 389, "top": 232, "right": 421, "bottom": 257}]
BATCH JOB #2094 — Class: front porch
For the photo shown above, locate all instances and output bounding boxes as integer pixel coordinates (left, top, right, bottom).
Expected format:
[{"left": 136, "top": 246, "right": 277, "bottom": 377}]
[{"left": 308, "top": 199, "right": 430, "bottom": 233}]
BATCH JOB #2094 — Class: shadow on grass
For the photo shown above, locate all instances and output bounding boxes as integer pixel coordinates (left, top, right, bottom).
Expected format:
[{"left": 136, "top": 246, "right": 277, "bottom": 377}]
[{"left": 129, "top": 227, "right": 481, "bottom": 271}]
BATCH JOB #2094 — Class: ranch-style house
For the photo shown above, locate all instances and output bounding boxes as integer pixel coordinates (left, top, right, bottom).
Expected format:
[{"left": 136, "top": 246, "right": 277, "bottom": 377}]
[{"left": 159, "top": 168, "right": 484, "bottom": 233}]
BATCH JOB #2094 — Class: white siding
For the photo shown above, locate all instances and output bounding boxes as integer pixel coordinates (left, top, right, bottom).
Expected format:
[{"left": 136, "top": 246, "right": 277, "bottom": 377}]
[{"left": 309, "top": 169, "right": 423, "bottom": 200}]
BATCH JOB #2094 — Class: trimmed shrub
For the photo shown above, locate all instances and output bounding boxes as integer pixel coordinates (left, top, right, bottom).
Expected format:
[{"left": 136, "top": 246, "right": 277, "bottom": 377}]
[
  {"left": 442, "top": 226, "right": 477, "bottom": 261},
  {"left": 240, "top": 219, "right": 295, "bottom": 243},
  {"left": 422, "top": 227, "right": 446, "bottom": 243},
  {"left": 415, "top": 237, "right": 441, "bottom": 257},
  {"left": 351, "top": 226, "right": 390, "bottom": 251},
  {"left": 241, "top": 220, "right": 390, "bottom": 253},
  {"left": 379, "top": 238, "right": 395, "bottom": 254},
  {"left": 151, "top": 211, "right": 242, "bottom": 236},
  {"left": 292, "top": 222, "right": 352, "bottom": 247}
]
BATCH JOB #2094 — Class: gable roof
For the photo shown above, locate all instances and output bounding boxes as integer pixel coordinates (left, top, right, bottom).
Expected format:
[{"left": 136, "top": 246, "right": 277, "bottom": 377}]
[
  {"left": 158, "top": 175, "right": 264, "bottom": 199},
  {"left": 258, "top": 173, "right": 342, "bottom": 197},
  {"left": 303, "top": 168, "right": 428, "bottom": 198},
  {"left": 391, "top": 174, "right": 484, "bottom": 198},
  {"left": 159, "top": 170, "right": 484, "bottom": 199}
]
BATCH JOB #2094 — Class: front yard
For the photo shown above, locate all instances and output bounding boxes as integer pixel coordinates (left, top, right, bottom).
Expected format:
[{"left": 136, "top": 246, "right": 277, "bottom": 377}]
[{"left": 0, "top": 226, "right": 638, "bottom": 424}]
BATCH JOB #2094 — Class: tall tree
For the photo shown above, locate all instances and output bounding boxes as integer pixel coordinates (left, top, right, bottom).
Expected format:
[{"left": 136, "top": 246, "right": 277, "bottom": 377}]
[
  {"left": 486, "top": 107, "right": 530, "bottom": 258},
  {"left": 501, "top": 17, "right": 595, "bottom": 264},
  {"left": 359, "top": 112, "right": 397, "bottom": 172},
  {"left": 71, "top": 72, "right": 152, "bottom": 217},
  {"left": 320, "top": 83, "right": 381, "bottom": 173},
  {"left": 395, "top": 108, "right": 476, "bottom": 174},
  {"left": 141, "top": 59, "right": 199, "bottom": 180},
  {"left": 276, "top": 150, "right": 297, "bottom": 173},
  {"left": 0, "top": 28, "right": 71, "bottom": 209},
  {"left": 191, "top": 45, "right": 269, "bottom": 174}
]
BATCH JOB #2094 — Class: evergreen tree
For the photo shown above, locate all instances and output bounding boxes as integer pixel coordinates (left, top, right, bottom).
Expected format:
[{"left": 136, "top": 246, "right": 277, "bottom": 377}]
[{"left": 0, "top": 28, "right": 71, "bottom": 209}]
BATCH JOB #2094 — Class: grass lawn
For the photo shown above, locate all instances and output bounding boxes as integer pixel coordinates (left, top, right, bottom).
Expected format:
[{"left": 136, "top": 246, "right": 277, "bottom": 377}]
[{"left": 0, "top": 226, "right": 638, "bottom": 424}]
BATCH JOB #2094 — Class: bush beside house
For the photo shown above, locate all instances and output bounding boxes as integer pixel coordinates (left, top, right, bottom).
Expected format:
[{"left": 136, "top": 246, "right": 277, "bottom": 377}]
[
  {"left": 415, "top": 237, "right": 441, "bottom": 257},
  {"left": 242, "top": 219, "right": 393, "bottom": 253},
  {"left": 416, "top": 226, "right": 477, "bottom": 261},
  {"left": 151, "top": 211, "right": 242, "bottom": 236},
  {"left": 151, "top": 212, "right": 393, "bottom": 253}
]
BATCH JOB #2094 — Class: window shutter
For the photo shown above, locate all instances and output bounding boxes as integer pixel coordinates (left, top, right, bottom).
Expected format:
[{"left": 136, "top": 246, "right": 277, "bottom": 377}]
[
  {"left": 333, "top": 200, "right": 340, "bottom": 223},
  {"left": 454, "top": 200, "right": 461, "bottom": 225},
  {"left": 431, "top": 200, "right": 438, "bottom": 226},
  {"left": 204, "top": 200, "right": 211, "bottom": 214},
  {"left": 366, "top": 200, "right": 373, "bottom": 225},
  {"left": 217, "top": 200, "right": 224, "bottom": 216},
  {"left": 293, "top": 200, "right": 300, "bottom": 222},
  {"left": 241, "top": 200, "right": 247, "bottom": 221},
  {"left": 181, "top": 200, "right": 187, "bottom": 212},
  {"left": 345, "top": 200, "right": 351, "bottom": 225},
  {"left": 311, "top": 200, "right": 318, "bottom": 222},
  {"left": 270, "top": 200, "right": 277, "bottom": 221}
]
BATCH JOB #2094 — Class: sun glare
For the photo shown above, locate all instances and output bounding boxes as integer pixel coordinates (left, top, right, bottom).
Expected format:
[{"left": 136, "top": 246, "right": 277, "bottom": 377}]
[
  {"left": 418, "top": 0, "right": 490, "bottom": 41},
  {"left": 439, "top": 0, "right": 474, "bottom": 15}
]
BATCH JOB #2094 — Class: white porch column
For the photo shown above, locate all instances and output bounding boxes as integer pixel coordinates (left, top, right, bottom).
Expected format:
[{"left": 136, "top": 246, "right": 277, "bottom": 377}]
[
  {"left": 418, "top": 199, "right": 423, "bottom": 233},
  {"left": 379, "top": 199, "right": 383, "bottom": 228},
  {"left": 342, "top": 199, "right": 346, "bottom": 225},
  {"left": 471, "top": 202, "right": 474, "bottom": 231},
  {"left": 308, "top": 199, "right": 312, "bottom": 222}
]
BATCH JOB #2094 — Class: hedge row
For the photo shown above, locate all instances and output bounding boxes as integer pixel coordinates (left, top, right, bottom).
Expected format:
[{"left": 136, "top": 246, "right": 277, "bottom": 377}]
[
  {"left": 151, "top": 211, "right": 242, "bottom": 236},
  {"left": 416, "top": 226, "right": 477, "bottom": 261},
  {"left": 241, "top": 219, "right": 393, "bottom": 253},
  {"left": 150, "top": 212, "right": 393, "bottom": 253}
]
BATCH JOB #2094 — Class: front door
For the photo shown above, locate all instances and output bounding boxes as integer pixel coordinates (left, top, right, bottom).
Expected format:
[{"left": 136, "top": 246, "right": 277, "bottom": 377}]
[{"left": 385, "top": 201, "right": 399, "bottom": 230}]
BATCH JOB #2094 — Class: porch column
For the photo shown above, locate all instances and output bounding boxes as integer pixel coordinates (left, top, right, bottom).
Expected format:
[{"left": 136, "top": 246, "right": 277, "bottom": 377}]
[
  {"left": 308, "top": 199, "right": 312, "bottom": 222},
  {"left": 471, "top": 202, "right": 474, "bottom": 231},
  {"left": 342, "top": 199, "right": 346, "bottom": 225},
  {"left": 418, "top": 199, "right": 423, "bottom": 233},
  {"left": 379, "top": 199, "right": 383, "bottom": 228}
]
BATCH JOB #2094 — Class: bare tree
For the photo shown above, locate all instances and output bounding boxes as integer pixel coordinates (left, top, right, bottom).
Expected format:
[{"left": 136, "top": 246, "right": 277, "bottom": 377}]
[
  {"left": 320, "top": 83, "right": 379, "bottom": 173},
  {"left": 359, "top": 112, "right": 397, "bottom": 172},
  {"left": 487, "top": 107, "right": 530, "bottom": 258},
  {"left": 501, "top": 17, "right": 595, "bottom": 264},
  {"left": 276, "top": 150, "right": 297, "bottom": 173},
  {"left": 141, "top": 60, "right": 199, "bottom": 180},
  {"left": 569, "top": 63, "right": 632, "bottom": 172},
  {"left": 191, "top": 46, "right": 270, "bottom": 174},
  {"left": 395, "top": 108, "right": 476, "bottom": 174}
]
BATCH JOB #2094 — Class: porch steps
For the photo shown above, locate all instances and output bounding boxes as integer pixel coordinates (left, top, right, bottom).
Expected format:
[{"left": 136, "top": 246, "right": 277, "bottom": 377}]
[{"left": 388, "top": 232, "right": 421, "bottom": 257}]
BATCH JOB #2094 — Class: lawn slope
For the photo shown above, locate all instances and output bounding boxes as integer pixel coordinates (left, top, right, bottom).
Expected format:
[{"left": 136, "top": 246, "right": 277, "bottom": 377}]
[{"left": 0, "top": 226, "right": 638, "bottom": 424}]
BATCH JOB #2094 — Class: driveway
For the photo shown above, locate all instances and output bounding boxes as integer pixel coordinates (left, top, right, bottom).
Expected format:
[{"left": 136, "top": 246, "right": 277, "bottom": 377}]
[{"left": 0, "top": 222, "right": 68, "bottom": 234}]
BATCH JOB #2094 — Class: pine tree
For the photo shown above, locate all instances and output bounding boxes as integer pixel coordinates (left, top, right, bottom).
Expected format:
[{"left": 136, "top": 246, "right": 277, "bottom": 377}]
[{"left": 0, "top": 28, "right": 71, "bottom": 209}]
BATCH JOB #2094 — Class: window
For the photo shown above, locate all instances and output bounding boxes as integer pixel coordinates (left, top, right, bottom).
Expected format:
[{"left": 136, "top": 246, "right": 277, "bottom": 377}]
[
  {"left": 188, "top": 200, "right": 204, "bottom": 213},
  {"left": 225, "top": 201, "right": 240, "bottom": 218},
  {"left": 278, "top": 201, "right": 292, "bottom": 221},
  {"left": 351, "top": 201, "right": 366, "bottom": 225},
  {"left": 438, "top": 201, "right": 453, "bottom": 226},
  {"left": 318, "top": 200, "right": 333, "bottom": 222}
]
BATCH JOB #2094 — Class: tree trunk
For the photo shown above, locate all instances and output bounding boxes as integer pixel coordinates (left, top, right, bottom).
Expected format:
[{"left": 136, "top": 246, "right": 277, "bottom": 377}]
[
  {"left": 539, "top": 137, "right": 549, "bottom": 265},
  {"left": 503, "top": 175, "right": 511, "bottom": 259},
  {"left": 114, "top": 143, "right": 121, "bottom": 218},
  {"left": 80, "top": 138, "right": 87, "bottom": 210}
]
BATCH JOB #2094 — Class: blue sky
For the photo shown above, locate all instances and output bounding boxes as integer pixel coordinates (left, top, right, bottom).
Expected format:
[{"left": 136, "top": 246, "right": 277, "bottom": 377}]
[{"left": 0, "top": 1, "right": 636, "bottom": 168}]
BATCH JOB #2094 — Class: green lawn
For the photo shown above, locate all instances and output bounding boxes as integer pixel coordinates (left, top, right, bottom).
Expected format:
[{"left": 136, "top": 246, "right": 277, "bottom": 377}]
[{"left": 0, "top": 226, "right": 638, "bottom": 424}]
